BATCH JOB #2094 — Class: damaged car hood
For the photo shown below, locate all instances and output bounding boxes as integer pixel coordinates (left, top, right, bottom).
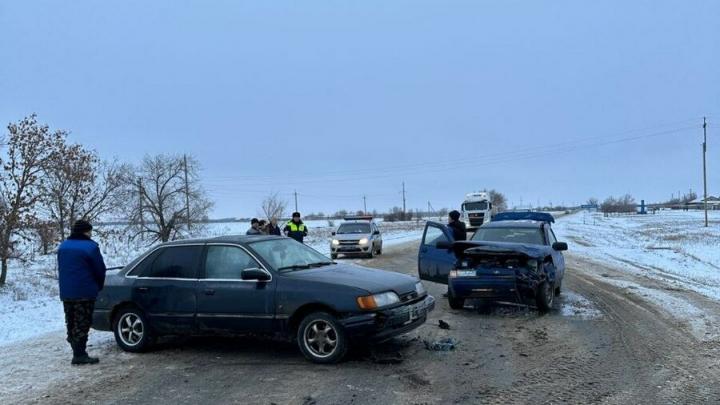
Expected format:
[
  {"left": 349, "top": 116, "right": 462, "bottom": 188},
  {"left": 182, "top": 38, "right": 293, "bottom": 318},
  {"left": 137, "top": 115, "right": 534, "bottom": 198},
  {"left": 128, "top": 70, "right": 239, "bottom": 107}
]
[{"left": 450, "top": 241, "right": 552, "bottom": 259}]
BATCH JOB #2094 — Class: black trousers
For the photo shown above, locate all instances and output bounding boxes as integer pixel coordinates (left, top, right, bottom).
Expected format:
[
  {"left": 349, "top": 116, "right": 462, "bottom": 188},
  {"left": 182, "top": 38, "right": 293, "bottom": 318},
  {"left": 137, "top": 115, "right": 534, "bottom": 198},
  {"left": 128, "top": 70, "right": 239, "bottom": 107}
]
[{"left": 63, "top": 300, "right": 95, "bottom": 352}]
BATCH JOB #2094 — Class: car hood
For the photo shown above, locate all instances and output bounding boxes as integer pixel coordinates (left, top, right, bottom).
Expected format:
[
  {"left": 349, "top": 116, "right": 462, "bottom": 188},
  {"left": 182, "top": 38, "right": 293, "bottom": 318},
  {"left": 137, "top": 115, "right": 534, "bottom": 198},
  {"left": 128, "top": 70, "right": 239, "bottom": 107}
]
[
  {"left": 282, "top": 262, "right": 417, "bottom": 295},
  {"left": 450, "top": 240, "right": 553, "bottom": 259},
  {"left": 332, "top": 233, "right": 371, "bottom": 241}
]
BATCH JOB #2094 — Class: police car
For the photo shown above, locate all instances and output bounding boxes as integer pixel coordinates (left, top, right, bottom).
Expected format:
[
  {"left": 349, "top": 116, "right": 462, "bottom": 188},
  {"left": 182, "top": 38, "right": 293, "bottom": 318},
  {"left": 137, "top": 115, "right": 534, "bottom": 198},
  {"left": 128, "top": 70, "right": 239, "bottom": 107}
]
[{"left": 330, "top": 216, "right": 383, "bottom": 259}]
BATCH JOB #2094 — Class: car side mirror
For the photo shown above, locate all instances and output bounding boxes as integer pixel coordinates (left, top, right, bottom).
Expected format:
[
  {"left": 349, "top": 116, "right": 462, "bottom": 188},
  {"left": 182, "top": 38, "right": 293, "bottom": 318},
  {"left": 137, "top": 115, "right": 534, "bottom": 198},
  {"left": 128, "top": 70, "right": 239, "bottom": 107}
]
[
  {"left": 241, "top": 268, "right": 271, "bottom": 281},
  {"left": 552, "top": 242, "right": 568, "bottom": 251},
  {"left": 331, "top": 231, "right": 336, "bottom": 236},
  {"left": 436, "top": 241, "right": 452, "bottom": 250},
  {"left": 373, "top": 231, "right": 380, "bottom": 235}
]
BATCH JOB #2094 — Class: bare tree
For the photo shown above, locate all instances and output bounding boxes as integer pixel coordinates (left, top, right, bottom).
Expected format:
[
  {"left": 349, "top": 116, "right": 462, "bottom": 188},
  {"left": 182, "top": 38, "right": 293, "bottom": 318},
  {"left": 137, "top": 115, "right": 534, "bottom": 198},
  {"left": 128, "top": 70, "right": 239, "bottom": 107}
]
[
  {"left": 0, "top": 115, "right": 63, "bottom": 285},
  {"left": 127, "top": 154, "right": 213, "bottom": 243},
  {"left": 487, "top": 189, "right": 507, "bottom": 213},
  {"left": 586, "top": 197, "right": 599, "bottom": 207},
  {"left": 260, "top": 192, "right": 287, "bottom": 221}
]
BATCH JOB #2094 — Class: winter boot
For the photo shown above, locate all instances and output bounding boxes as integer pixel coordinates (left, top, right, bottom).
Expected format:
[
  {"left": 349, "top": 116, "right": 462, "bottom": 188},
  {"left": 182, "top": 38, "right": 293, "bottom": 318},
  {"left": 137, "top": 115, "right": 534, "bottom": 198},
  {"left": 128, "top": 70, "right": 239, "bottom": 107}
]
[{"left": 71, "top": 342, "right": 99, "bottom": 365}]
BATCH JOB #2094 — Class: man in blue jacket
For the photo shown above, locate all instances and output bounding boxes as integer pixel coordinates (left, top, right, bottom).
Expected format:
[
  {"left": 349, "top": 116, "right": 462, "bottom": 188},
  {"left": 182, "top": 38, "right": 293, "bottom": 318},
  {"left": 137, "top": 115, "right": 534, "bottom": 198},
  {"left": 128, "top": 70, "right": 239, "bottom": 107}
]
[{"left": 58, "top": 219, "right": 107, "bottom": 365}]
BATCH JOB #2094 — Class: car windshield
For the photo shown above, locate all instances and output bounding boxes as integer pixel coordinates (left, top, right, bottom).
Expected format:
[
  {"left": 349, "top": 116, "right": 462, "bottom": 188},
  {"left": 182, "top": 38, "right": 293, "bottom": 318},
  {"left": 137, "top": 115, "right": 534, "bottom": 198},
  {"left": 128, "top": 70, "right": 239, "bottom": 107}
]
[
  {"left": 337, "top": 223, "right": 371, "bottom": 234},
  {"left": 471, "top": 227, "right": 545, "bottom": 245},
  {"left": 249, "top": 238, "right": 333, "bottom": 272},
  {"left": 463, "top": 201, "right": 488, "bottom": 211}
]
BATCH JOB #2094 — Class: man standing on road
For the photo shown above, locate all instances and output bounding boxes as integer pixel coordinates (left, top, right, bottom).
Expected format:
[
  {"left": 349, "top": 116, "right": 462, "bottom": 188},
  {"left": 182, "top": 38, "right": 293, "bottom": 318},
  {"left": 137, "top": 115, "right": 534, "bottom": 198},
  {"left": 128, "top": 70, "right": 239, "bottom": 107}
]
[
  {"left": 58, "top": 219, "right": 107, "bottom": 365},
  {"left": 246, "top": 218, "right": 262, "bottom": 235},
  {"left": 447, "top": 210, "right": 467, "bottom": 241},
  {"left": 284, "top": 212, "right": 308, "bottom": 243}
]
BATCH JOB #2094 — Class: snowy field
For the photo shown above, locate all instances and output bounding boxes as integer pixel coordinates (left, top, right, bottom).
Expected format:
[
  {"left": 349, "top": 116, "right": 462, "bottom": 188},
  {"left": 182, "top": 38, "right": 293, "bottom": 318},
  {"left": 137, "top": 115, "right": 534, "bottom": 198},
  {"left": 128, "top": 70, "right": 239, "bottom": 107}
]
[
  {"left": 554, "top": 209, "right": 720, "bottom": 300},
  {"left": 0, "top": 219, "right": 427, "bottom": 347}
]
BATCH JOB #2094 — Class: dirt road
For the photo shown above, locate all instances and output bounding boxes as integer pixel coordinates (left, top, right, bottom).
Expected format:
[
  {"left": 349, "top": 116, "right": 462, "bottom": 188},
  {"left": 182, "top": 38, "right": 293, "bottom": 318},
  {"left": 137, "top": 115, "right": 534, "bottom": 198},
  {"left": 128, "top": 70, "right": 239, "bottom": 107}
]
[{"left": 4, "top": 241, "right": 720, "bottom": 404}]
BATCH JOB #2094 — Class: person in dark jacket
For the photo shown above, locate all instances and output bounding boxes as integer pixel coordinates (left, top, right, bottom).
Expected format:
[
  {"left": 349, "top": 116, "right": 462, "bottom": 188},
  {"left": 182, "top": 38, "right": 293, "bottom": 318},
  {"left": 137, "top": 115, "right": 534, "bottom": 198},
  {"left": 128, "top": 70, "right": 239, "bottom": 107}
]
[
  {"left": 267, "top": 217, "right": 282, "bottom": 236},
  {"left": 58, "top": 219, "right": 107, "bottom": 365},
  {"left": 283, "top": 212, "right": 308, "bottom": 243},
  {"left": 246, "top": 218, "right": 262, "bottom": 235},
  {"left": 447, "top": 210, "right": 467, "bottom": 241}
]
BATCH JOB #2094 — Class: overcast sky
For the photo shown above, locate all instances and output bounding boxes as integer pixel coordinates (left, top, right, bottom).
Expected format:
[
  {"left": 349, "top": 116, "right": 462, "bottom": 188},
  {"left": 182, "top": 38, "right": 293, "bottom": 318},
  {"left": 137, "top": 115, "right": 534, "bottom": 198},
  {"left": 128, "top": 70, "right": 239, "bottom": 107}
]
[{"left": 1, "top": 1, "right": 718, "bottom": 218}]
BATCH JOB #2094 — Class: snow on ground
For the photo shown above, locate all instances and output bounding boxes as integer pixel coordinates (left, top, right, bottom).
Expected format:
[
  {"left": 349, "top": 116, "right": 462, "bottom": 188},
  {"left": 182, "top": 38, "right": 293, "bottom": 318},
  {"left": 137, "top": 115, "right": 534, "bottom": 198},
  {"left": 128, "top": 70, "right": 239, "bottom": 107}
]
[
  {"left": 558, "top": 291, "right": 602, "bottom": 320},
  {"left": 554, "top": 210, "right": 720, "bottom": 301},
  {"left": 0, "top": 219, "right": 427, "bottom": 346}
]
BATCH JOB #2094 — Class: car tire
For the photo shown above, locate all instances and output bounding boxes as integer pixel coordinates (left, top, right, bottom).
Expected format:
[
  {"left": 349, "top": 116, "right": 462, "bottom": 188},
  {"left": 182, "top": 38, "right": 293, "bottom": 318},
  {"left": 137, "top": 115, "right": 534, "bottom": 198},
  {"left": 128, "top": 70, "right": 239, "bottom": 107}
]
[
  {"left": 113, "top": 306, "right": 153, "bottom": 352},
  {"left": 554, "top": 279, "right": 562, "bottom": 296},
  {"left": 377, "top": 247, "right": 382, "bottom": 255},
  {"left": 367, "top": 246, "right": 375, "bottom": 259},
  {"left": 331, "top": 253, "right": 338, "bottom": 260},
  {"left": 297, "top": 312, "right": 348, "bottom": 364},
  {"left": 536, "top": 281, "right": 555, "bottom": 313},
  {"left": 448, "top": 290, "right": 465, "bottom": 310}
]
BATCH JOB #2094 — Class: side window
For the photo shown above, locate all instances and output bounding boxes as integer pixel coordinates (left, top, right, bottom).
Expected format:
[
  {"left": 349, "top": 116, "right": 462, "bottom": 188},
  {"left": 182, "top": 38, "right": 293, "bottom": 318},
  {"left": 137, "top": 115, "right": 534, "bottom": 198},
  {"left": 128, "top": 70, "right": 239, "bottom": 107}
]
[
  {"left": 548, "top": 229, "right": 557, "bottom": 245},
  {"left": 127, "top": 249, "right": 162, "bottom": 276},
  {"left": 142, "top": 246, "right": 203, "bottom": 278},
  {"left": 205, "top": 246, "right": 260, "bottom": 280},
  {"left": 423, "top": 226, "right": 448, "bottom": 246}
]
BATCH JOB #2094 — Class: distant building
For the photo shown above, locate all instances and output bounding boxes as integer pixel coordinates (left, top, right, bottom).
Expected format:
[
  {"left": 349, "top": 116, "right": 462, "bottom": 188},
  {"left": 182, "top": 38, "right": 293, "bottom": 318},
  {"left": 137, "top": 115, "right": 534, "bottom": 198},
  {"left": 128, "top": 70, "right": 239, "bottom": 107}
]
[{"left": 686, "top": 196, "right": 720, "bottom": 210}]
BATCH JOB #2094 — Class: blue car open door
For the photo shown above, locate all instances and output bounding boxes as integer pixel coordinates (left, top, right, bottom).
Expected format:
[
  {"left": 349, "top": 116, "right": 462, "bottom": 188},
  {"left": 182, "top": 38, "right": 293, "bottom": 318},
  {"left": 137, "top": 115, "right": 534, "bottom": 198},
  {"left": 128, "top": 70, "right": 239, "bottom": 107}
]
[{"left": 418, "top": 221, "right": 456, "bottom": 285}]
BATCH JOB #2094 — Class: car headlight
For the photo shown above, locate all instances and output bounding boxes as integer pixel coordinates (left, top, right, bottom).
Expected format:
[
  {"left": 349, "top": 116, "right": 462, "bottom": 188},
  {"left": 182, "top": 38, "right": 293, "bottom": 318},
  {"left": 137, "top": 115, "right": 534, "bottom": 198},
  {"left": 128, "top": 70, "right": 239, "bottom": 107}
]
[
  {"left": 356, "top": 291, "right": 400, "bottom": 310},
  {"left": 359, "top": 238, "right": 369, "bottom": 245},
  {"left": 331, "top": 239, "right": 340, "bottom": 246},
  {"left": 415, "top": 281, "right": 426, "bottom": 296}
]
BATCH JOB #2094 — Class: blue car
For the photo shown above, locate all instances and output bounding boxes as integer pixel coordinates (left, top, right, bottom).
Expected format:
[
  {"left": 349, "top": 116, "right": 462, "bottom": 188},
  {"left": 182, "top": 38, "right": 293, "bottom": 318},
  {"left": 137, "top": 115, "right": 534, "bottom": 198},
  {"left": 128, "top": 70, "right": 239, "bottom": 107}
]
[{"left": 418, "top": 212, "right": 567, "bottom": 312}]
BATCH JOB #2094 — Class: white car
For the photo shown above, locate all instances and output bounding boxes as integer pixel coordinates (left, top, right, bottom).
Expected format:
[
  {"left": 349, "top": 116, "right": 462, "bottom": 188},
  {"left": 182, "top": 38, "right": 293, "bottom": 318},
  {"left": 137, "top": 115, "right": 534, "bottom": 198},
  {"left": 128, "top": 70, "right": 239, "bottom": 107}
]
[{"left": 330, "top": 217, "right": 383, "bottom": 259}]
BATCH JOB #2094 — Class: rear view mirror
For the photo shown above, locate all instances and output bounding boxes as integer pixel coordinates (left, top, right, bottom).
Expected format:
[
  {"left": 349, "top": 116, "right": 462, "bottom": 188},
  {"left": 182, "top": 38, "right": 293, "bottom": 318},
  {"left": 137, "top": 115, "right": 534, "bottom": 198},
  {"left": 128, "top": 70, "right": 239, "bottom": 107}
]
[
  {"left": 552, "top": 242, "right": 568, "bottom": 251},
  {"left": 241, "top": 268, "right": 271, "bottom": 281},
  {"left": 331, "top": 231, "right": 336, "bottom": 236},
  {"left": 436, "top": 241, "right": 452, "bottom": 250}
]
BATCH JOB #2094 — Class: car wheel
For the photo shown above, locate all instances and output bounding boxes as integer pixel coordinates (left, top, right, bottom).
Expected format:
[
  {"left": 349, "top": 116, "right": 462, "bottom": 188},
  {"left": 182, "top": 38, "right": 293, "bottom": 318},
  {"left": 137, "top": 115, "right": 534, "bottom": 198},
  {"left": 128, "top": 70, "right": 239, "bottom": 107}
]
[
  {"left": 377, "top": 246, "right": 382, "bottom": 255},
  {"left": 113, "top": 306, "right": 153, "bottom": 352},
  {"left": 331, "top": 253, "right": 338, "bottom": 260},
  {"left": 367, "top": 246, "right": 375, "bottom": 259},
  {"left": 448, "top": 290, "right": 465, "bottom": 310},
  {"left": 554, "top": 279, "right": 562, "bottom": 296},
  {"left": 297, "top": 312, "right": 348, "bottom": 364},
  {"left": 536, "top": 281, "right": 555, "bottom": 313}
]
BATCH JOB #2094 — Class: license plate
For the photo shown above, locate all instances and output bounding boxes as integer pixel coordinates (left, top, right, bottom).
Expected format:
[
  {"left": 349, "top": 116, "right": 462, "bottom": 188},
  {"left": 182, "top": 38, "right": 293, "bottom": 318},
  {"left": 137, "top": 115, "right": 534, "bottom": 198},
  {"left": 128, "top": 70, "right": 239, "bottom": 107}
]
[
  {"left": 405, "top": 303, "right": 426, "bottom": 324},
  {"left": 457, "top": 270, "right": 476, "bottom": 277}
]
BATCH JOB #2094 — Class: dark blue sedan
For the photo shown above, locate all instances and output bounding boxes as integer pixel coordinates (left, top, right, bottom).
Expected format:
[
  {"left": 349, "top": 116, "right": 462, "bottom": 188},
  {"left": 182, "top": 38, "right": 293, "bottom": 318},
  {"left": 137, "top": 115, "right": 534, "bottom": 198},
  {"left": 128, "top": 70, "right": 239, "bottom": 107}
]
[
  {"left": 418, "top": 213, "right": 567, "bottom": 312},
  {"left": 93, "top": 235, "right": 434, "bottom": 363}
]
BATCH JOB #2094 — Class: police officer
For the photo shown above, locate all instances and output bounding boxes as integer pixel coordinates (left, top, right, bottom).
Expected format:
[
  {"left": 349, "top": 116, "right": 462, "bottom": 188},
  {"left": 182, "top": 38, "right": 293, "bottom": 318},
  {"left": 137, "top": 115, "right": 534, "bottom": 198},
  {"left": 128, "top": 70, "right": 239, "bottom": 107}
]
[
  {"left": 58, "top": 219, "right": 107, "bottom": 365},
  {"left": 284, "top": 212, "right": 308, "bottom": 243},
  {"left": 447, "top": 210, "right": 467, "bottom": 241}
]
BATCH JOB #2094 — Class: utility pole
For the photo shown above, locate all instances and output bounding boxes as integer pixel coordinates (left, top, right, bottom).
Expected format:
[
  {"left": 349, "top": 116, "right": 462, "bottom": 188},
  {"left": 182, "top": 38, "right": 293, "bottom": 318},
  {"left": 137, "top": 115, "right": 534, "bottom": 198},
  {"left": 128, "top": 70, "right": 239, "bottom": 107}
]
[
  {"left": 183, "top": 154, "right": 191, "bottom": 231},
  {"left": 402, "top": 182, "right": 406, "bottom": 215},
  {"left": 137, "top": 177, "right": 144, "bottom": 241},
  {"left": 703, "top": 117, "right": 708, "bottom": 227},
  {"left": 294, "top": 190, "right": 298, "bottom": 213},
  {"left": 363, "top": 195, "right": 367, "bottom": 215}
]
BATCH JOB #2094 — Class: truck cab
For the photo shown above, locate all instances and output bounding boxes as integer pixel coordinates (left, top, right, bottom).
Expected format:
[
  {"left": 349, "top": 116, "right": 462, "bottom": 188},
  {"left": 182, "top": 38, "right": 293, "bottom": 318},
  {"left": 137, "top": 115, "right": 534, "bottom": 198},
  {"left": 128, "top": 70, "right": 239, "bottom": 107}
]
[{"left": 461, "top": 192, "right": 493, "bottom": 231}]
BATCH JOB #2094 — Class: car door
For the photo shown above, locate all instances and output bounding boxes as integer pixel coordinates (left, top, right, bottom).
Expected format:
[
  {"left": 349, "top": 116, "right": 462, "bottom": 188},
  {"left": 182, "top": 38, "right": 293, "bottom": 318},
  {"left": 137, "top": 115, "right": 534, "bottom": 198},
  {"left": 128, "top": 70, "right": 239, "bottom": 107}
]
[
  {"left": 196, "top": 244, "right": 276, "bottom": 333},
  {"left": 130, "top": 244, "right": 203, "bottom": 334},
  {"left": 418, "top": 221, "right": 456, "bottom": 284},
  {"left": 546, "top": 228, "right": 566, "bottom": 280}
]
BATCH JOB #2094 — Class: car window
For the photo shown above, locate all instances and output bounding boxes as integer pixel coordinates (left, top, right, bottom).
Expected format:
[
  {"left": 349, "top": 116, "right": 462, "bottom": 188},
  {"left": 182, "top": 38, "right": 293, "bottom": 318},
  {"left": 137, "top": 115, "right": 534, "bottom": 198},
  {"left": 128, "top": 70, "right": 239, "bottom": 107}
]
[
  {"left": 547, "top": 228, "right": 557, "bottom": 245},
  {"left": 250, "top": 238, "right": 331, "bottom": 271},
  {"left": 337, "top": 223, "right": 371, "bottom": 234},
  {"left": 423, "top": 225, "right": 448, "bottom": 246},
  {"left": 471, "top": 227, "right": 545, "bottom": 245},
  {"left": 142, "top": 246, "right": 202, "bottom": 278},
  {"left": 205, "top": 245, "right": 260, "bottom": 279},
  {"left": 127, "top": 249, "right": 162, "bottom": 276}
]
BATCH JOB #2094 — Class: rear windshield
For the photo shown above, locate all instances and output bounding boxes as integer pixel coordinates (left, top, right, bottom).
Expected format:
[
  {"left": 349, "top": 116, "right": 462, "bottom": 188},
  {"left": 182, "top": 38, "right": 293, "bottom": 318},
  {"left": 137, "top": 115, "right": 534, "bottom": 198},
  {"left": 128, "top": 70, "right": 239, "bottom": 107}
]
[
  {"left": 337, "top": 223, "right": 371, "bottom": 234},
  {"left": 463, "top": 201, "right": 488, "bottom": 211},
  {"left": 471, "top": 227, "right": 545, "bottom": 245}
]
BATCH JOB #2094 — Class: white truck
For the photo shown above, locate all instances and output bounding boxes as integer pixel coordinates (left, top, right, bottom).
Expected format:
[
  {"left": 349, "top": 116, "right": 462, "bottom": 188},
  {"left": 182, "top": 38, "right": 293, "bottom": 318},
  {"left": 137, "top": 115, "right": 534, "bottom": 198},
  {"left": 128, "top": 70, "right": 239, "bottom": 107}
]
[{"left": 461, "top": 192, "right": 493, "bottom": 231}]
